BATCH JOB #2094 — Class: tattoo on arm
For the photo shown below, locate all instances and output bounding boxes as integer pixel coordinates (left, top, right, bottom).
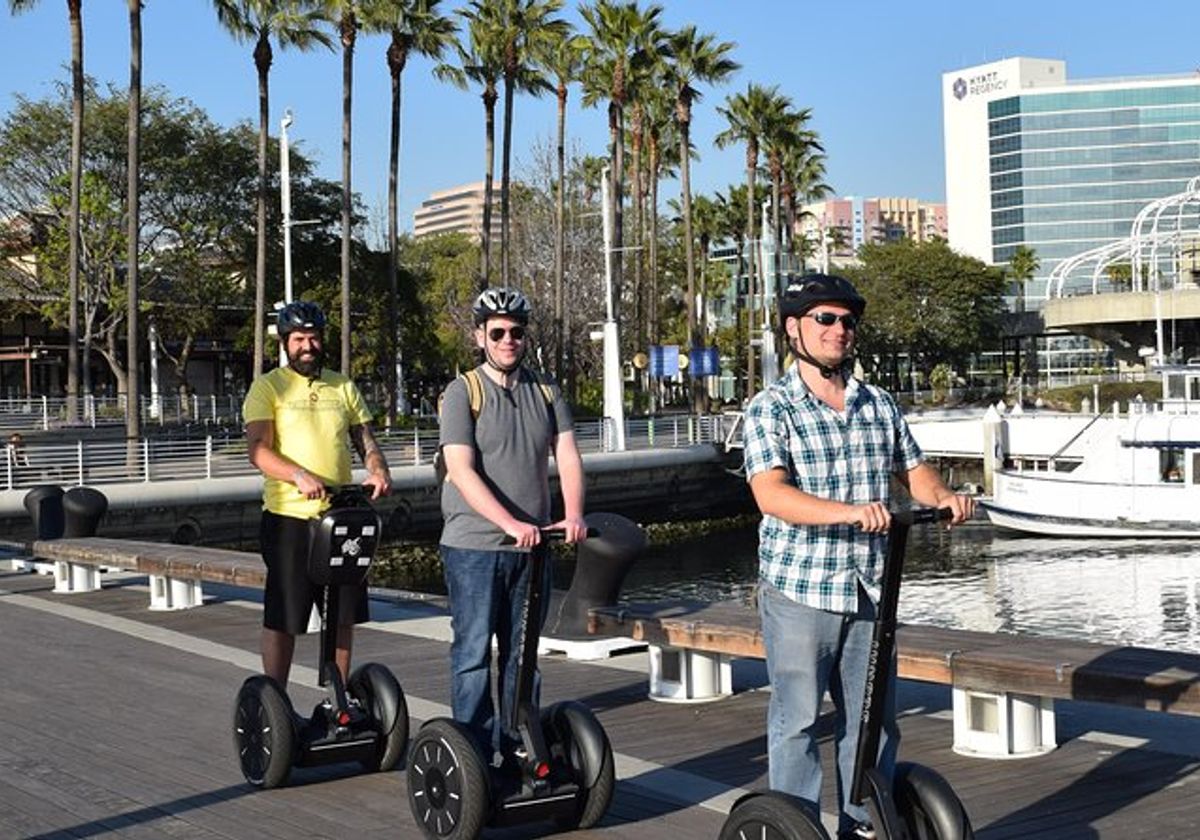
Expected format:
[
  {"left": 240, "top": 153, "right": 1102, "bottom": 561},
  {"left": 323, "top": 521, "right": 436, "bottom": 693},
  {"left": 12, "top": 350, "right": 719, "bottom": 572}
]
[{"left": 351, "top": 425, "right": 389, "bottom": 472}]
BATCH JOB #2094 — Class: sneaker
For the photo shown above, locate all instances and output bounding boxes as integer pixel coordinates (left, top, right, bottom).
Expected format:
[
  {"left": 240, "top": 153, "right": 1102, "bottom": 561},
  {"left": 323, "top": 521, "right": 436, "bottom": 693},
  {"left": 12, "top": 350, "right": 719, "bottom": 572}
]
[{"left": 839, "top": 822, "right": 876, "bottom": 840}]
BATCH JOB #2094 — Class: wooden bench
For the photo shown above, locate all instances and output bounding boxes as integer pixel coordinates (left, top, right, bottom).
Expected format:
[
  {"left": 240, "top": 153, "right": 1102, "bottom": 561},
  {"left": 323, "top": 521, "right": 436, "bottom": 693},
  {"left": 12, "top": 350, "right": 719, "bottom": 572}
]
[
  {"left": 588, "top": 600, "right": 1200, "bottom": 759},
  {"left": 32, "top": 537, "right": 266, "bottom": 611}
]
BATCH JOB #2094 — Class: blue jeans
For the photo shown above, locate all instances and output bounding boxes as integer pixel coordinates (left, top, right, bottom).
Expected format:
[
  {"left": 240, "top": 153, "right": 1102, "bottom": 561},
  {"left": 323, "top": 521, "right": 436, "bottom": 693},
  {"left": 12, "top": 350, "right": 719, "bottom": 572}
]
[
  {"left": 441, "top": 546, "right": 552, "bottom": 756},
  {"left": 759, "top": 580, "right": 899, "bottom": 833}
]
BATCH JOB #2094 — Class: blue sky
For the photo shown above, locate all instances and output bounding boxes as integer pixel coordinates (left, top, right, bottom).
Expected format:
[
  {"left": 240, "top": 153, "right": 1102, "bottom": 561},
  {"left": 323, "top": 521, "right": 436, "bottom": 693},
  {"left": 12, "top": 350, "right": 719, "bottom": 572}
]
[{"left": 4, "top": 1, "right": 1200, "bottom": 236}]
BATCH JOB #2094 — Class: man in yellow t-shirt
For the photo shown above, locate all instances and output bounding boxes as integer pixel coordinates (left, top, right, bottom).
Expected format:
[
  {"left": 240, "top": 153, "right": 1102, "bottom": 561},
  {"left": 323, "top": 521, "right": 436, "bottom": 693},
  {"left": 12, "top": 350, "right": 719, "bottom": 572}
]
[{"left": 243, "top": 301, "right": 392, "bottom": 689}]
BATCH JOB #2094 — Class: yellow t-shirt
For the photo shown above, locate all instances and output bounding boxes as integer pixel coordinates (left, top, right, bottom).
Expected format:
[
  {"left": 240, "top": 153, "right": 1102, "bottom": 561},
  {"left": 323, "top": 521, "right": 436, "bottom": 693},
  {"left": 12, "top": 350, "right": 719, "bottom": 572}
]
[{"left": 242, "top": 366, "right": 373, "bottom": 519}]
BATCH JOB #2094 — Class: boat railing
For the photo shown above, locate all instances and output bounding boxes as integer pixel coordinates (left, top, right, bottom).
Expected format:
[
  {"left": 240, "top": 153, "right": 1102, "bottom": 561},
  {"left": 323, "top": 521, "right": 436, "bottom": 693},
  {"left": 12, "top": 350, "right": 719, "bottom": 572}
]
[{"left": 1047, "top": 411, "right": 1108, "bottom": 467}]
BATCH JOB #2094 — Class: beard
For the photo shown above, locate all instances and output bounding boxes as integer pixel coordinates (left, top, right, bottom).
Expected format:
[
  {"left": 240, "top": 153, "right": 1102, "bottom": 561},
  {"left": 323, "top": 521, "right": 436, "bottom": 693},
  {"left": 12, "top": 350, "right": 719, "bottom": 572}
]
[{"left": 288, "top": 347, "right": 324, "bottom": 378}]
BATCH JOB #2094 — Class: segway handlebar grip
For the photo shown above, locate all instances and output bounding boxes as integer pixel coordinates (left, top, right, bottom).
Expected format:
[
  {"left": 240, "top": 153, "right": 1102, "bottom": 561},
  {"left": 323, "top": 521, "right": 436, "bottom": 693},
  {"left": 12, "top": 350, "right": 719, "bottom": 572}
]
[{"left": 892, "top": 506, "right": 954, "bottom": 528}]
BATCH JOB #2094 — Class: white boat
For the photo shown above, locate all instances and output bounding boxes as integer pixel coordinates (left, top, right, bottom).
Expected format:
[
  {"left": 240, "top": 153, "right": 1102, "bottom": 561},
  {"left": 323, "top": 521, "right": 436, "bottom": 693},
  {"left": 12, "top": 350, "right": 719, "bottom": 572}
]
[{"left": 981, "top": 364, "right": 1200, "bottom": 536}]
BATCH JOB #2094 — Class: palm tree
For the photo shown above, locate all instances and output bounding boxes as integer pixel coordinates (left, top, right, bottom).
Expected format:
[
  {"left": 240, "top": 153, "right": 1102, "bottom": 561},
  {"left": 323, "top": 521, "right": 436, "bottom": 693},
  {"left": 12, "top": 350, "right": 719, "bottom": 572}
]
[
  {"left": 661, "top": 24, "right": 737, "bottom": 369},
  {"left": 10, "top": 0, "right": 84, "bottom": 419},
  {"left": 474, "top": 0, "right": 566, "bottom": 288},
  {"left": 126, "top": 0, "right": 141, "bottom": 445},
  {"left": 716, "top": 82, "right": 777, "bottom": 395},
  {"left": 1008, "top": 244, "right": 1039, "bottom": 310},
  {"left": 685, "top": 192, "right": 723, "bottom": 333},
  {"left": 436, "top": 15, "right": 503, "bottom": 288},
  {"left": 781, "top": 146, "right": 829, "bottom": 269},
  {"left": 361, "top": 0, "right": 457, "bottom": 425},
  {"left": 534, "top": 30, "right": 587, "bottom": 382},
  {"left": 580, "top": 0, "right": 664, "bottom": 333},
  {"left": 212, "top": 0, "right": 331, "bottom": 375},
  {"left": 641, "top": 86, "right": 676, "bottom": 346},
  {"left": 323, "top": 0, "right": 363, "bottom": 373}
]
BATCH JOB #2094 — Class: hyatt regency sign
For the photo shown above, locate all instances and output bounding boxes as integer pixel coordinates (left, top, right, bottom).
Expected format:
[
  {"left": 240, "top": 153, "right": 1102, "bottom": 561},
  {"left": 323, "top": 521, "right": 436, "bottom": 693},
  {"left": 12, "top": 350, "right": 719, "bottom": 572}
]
[{"left": 952, "top": 71, "right": 1008, "bottom": 100}]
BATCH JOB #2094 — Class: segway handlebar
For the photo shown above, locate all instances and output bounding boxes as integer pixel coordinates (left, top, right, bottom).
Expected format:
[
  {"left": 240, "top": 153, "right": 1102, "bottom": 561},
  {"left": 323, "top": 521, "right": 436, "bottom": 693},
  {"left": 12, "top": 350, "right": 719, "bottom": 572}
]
[
  {"left": 891, "top": 506, "right": 954, "bottom": 528},
  {"left": 501, "top": 526, "right": 599, "bottom": 545}
]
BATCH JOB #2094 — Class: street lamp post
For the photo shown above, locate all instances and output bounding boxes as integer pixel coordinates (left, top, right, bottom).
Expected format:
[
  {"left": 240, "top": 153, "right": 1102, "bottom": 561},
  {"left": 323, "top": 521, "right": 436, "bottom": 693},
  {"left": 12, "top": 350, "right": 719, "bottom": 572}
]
[{"left": 600, "top": 164, "right": 626, "bottom": 452}]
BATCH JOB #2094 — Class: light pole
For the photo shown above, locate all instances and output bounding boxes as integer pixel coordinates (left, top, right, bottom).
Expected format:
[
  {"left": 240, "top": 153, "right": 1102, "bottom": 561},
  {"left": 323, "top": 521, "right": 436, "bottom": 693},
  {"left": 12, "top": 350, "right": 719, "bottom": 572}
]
[
  {"left": 600, "top": 164, "right": 626, "bottom": 451},
  {"left": 280, "top": 109, "right": 295, "bottom": 309}
]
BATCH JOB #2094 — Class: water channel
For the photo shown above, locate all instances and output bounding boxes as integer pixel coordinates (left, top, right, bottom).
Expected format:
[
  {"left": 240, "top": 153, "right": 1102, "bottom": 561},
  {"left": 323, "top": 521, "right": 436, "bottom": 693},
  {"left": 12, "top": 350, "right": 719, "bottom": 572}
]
[{"left": 384, "top": 521, "right": 1200, "bottom": 655}]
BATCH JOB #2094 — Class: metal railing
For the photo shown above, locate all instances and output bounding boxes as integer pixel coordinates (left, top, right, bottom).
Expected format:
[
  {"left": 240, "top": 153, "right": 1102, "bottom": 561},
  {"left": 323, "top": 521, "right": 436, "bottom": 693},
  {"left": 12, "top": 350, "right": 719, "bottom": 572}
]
[
  {"left": 1, "top": 414, "right": 733, "bottom": 492},
  {"left": 0, "top": 394, "right": 245, "bottom": 432}
]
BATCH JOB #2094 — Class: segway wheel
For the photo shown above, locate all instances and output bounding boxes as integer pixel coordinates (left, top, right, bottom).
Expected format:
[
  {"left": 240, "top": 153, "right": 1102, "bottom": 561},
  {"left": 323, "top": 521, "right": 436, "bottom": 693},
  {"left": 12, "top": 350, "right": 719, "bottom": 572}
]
[
  {"left": 719, "top": 791, "right": 828, "bottom": 840},
  {"left": 349, "top": 662, "right": 409, "bottom": 772},
  {"left": 544, "top": 701, "right": 615, "bottom": 830},
  {"left": 233, "top": 675, "right": 296, "bottom": 789},
  {"left": 894, "top": 762, "right": 975, "bottom": 840},
  {"left": 407, "top": 719, "right": 488, "bottom": 840}
]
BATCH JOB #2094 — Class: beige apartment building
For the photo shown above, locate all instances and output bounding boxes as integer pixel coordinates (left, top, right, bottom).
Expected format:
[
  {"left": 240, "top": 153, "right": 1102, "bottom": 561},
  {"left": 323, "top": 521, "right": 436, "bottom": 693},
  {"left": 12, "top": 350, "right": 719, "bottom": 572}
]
[
  {"left": 800, "top": 196, "right": 948, "bottom": 259},
  {"left": 412, "top": 181, "right": 502, "bottom": 240}
]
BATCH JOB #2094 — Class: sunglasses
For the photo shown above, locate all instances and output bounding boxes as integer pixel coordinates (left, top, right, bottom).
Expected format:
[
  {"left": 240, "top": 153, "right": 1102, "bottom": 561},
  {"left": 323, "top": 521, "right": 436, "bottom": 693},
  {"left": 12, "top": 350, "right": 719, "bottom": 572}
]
[
  {"left": 487, "top": 325, "right": 526, "bottom": 342},
  {"left": 807, "top": 311, "right": 858, "bottom": 330}
]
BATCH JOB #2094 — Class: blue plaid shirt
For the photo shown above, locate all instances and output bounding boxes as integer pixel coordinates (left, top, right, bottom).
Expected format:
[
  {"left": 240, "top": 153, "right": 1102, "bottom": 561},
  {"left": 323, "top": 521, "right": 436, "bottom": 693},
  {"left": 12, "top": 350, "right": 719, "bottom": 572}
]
[{"left": 743, "top": 366, "right": 924, "bottom": 613}]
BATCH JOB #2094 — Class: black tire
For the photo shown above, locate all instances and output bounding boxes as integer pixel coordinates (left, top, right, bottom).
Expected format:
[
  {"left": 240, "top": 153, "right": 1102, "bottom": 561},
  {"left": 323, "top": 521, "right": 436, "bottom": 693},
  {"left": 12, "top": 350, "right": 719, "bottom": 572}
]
[
  {"left": 406, "top": 719, "right": 489, "bottom": 840},
  {"left": 349, "top": 662, "right": 409, "bottom": 772},
  {"left": 719, "top": 791, "right": 829, "bottom": 840},
  {"left": 894, "top": 762, "right": 975, "bottom": 840},
  {"left": 544, "top": 701, "right": 615, "bottom": 830},
  {"left": 233, "top": 675, "right": 295, "bottom": 789}
]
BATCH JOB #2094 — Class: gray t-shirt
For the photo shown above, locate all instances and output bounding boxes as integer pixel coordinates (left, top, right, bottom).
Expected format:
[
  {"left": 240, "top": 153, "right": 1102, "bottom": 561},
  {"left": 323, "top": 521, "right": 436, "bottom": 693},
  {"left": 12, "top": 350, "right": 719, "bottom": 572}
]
[{"left": 438, "top": 365, "right": 574, "bottom": 550}]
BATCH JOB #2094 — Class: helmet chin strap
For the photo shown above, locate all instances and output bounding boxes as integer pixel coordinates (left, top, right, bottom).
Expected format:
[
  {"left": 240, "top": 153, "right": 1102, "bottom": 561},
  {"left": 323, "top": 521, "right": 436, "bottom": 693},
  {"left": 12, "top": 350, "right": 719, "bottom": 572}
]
[
  {"left": 483, "top": 344, "right": 526, "bottom": 377},
  {"left": 791, "top": 332, "right": 845, "bottom": 380}
]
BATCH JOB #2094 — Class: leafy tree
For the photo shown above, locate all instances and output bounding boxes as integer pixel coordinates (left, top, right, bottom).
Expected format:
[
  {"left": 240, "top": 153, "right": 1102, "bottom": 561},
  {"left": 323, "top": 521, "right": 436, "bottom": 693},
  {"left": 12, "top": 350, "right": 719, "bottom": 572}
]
[{"left": 843, "top": 238, "right": 1006, "bottom": 389}]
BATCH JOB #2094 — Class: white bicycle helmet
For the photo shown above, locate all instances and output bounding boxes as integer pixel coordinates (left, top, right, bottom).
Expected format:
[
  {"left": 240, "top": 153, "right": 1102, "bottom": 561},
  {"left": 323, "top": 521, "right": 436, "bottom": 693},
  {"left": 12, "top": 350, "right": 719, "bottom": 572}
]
[{"left": 473, "top": 287, "right": 531, "bottom": 325}]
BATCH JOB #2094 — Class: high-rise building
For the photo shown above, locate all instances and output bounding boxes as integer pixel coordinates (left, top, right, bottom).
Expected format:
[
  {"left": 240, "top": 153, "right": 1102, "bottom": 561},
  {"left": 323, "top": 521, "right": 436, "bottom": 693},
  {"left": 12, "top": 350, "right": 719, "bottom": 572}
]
[
  {"left": 943, "top": 57, "right": 1200, "bottom": 304},
  {"left": 412, "top": 181, "right": 501, "bottom": 240},
  {"left": 798, "top": 196, "right": 948, "bottom": 260}
]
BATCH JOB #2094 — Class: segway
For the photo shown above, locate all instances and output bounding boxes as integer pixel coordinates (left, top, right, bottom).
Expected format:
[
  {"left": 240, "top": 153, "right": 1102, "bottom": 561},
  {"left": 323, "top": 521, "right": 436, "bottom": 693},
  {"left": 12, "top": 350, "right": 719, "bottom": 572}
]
[
  {"left": 234, "top": 485, "right": 409, "bottom": 789},
  {"left": 720, "top": 507, "right": 974, "bottom": 840},
  {"left": 406, "top": 527, "right": 615, "bottom": 839}
]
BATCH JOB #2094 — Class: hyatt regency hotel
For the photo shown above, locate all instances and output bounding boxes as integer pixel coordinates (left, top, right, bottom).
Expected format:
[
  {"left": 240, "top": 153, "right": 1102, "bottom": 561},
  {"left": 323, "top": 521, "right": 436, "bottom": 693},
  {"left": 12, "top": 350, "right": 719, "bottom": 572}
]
[{"left": 943, "top": 57, "right": 1200, "bottom": 305}]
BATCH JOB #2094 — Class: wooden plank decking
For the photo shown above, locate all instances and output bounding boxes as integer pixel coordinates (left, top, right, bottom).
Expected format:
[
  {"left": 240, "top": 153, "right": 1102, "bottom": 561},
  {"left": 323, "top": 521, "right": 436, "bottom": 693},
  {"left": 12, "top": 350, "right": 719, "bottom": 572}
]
[{"left": 1, "top": 567, "right": 1199, "bottom": 838}]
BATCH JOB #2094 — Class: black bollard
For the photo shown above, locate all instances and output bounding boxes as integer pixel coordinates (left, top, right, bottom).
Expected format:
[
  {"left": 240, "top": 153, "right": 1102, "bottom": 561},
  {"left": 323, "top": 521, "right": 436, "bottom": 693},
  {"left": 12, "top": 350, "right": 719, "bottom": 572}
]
[
  {"left": 546, "top": 511, "right": 646, "bottom": 639},
  {"left": 23, "top": 485, "right": 65, "bottom": 540},
  {"left": 62, "top": 487, "right": 108, "bottom": 538}
]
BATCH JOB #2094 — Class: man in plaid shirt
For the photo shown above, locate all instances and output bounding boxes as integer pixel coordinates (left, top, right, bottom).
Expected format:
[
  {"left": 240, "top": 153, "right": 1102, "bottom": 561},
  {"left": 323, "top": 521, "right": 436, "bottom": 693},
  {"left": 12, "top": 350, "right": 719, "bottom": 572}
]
[{"left": 743, "top": 273, "right": 974, "bottom": 840}]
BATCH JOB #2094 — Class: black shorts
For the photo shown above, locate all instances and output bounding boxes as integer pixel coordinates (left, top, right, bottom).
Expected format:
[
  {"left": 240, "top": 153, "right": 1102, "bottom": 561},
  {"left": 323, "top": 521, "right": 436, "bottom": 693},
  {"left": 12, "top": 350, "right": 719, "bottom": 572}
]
[{"left": 260, "top": 510, "right": 370, "bottom": 635}]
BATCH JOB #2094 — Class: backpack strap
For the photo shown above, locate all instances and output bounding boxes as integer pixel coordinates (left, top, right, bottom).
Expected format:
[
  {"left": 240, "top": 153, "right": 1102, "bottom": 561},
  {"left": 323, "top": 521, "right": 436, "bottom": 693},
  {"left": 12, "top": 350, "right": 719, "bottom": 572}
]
[{"left": 462, "top": 368, "right": 486, "bottom": 419}]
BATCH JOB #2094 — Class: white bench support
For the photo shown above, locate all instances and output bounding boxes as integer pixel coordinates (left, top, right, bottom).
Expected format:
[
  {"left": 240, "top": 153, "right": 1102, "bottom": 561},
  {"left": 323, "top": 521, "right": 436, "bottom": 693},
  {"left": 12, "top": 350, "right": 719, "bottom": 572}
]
[
  {"left": 648, "top": 644, "right": 732, "bottom": 703},
  {"left": 952, "top": 686, "right": 1056, "bottom": 759},
  {"left": 53, "top": 560, "right": 101, "bottom": 594},
  {"left": 149, "top": 574, "right": 204, "bottom": 610}
]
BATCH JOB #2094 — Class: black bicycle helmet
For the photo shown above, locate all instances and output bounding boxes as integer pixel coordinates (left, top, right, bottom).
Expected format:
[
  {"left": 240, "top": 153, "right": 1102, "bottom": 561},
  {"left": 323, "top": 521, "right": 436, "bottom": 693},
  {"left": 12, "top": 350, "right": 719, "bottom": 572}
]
[
  {"left": 778, "top": 273, "right": 866, "bottom": 326},
  {"left": 277, "top": 301, "right": 326, "bottom": 337},
  {"left": 473, "top": 287, "right": 531, "bottom": 325}
]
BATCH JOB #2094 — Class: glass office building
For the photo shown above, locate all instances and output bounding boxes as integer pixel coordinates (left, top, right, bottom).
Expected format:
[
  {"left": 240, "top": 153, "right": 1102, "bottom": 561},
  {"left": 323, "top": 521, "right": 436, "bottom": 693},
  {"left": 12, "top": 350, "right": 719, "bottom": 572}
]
[{"left": 944, "top": 58, "right": 1200, "bottom": 305}]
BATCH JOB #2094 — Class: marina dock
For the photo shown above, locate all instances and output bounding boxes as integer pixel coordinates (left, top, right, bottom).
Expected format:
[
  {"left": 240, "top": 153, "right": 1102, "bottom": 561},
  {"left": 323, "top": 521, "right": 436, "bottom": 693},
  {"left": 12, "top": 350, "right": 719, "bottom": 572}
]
[{"left": 2, "top": 567, "right": 1199, "bottom": 839}]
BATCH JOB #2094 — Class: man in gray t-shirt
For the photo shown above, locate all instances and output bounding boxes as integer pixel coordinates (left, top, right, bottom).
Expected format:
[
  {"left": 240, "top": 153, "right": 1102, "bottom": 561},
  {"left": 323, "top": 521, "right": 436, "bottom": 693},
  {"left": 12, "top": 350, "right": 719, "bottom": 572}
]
[{"left": 438, "top": 287, "right": 587, "bottom": 759}]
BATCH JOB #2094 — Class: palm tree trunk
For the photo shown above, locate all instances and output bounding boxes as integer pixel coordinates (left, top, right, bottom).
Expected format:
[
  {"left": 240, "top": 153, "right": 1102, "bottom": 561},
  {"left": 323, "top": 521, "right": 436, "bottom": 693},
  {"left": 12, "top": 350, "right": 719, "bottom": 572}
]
[
  {"left": 340, "top": 18, "right": 356, "bottom": 375},
  {"left": 554, "top": 85, "right": 567, "bottom": 383},
  {"left": 745, "top": 145, "right": 757, "bottom": 397},
  {"left": 66, "top": 0, "right": 83, "bottom": 421},
  {"left": 630, "top": 105, "right": 643, "bottom": 353},
  {"left": 253, "top": 33, "right": 271, "bottom": 377},
  {"left": 680, "top": 115, "right": 704, "bottom": 415},
  {"left": 611, "top": 101, "right": 624, "bottom": 332},
  {"left": 126, "top": 0, "right": 141, "bottom": 453},
  {"left": 648, "top": 139, "right": 659, "bottom": 346},
  {"left": 480, "top": 88, "right": 497, "bottom": 291},
  {"left": 501, "top": 70, "right": 515, "bottom": 288},
  {"left": 386, "top": 43, "right": 405, "bottom": 427}
]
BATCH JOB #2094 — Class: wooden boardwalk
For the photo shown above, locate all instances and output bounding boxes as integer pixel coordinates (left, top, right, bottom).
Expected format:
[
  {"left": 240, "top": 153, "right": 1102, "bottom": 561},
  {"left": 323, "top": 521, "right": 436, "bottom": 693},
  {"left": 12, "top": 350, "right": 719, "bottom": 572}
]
[{"left": 2, "top": 567, "right": 1199, "bottom": 839}]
